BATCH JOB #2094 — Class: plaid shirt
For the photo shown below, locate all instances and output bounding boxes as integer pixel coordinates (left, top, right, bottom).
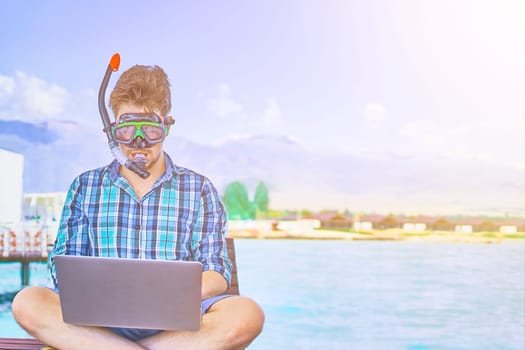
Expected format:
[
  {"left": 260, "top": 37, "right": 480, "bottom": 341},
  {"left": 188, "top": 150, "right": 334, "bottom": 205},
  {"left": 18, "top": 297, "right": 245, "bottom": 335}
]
[{"left": 49, "top": 153, "right": 232, "bottom": 290}]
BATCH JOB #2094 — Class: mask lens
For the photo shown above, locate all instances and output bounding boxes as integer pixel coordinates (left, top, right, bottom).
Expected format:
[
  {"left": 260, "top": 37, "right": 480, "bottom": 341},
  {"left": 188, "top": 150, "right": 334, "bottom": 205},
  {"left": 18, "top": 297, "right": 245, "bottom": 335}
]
[
  {"left": 114, "top": 125, "right": 136, "bottom": 142},
  {"left": 142, "top": 125, "right": 165, "bottom": 141}
]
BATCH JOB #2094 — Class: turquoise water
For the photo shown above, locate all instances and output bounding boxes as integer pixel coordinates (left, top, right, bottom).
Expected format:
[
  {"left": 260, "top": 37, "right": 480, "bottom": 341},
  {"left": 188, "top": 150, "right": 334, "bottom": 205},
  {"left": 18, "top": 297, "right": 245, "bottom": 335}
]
[{"left": 1, "top": 240, "right": 524, "bottom": 349}]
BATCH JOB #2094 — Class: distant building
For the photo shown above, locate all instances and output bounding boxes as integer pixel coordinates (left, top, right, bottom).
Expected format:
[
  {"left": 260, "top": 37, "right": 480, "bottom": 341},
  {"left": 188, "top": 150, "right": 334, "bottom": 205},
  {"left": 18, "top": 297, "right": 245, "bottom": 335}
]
[
  {"left": 313, "top": 212, "right": 352, "bottom": 229},
  {"left": 276, "top": 219, "right": 321, "bottom": 233},
  {"left": 455, "top": 225, "right": 473, "bottom": 234},
  {"left": 353, "top": 221, "right": 373, "bottom": 232},
  {"left": 403, "top": 223, "right": 427, "bottom": 233},
  {"left": 23, "top": 192, "right": 67, "bottom": 223},
  {"left": 0, "top": 148, "right": 24, "bottom": 224},
  {"left": 499, "top": 226, "right": 518, "bottom": 234}
]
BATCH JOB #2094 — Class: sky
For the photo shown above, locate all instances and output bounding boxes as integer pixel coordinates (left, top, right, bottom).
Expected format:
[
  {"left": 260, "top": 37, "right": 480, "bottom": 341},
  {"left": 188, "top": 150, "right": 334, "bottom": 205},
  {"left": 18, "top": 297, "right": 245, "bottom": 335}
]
[{"left": 0, "top": 0, "right": 524, "bottom": 215}]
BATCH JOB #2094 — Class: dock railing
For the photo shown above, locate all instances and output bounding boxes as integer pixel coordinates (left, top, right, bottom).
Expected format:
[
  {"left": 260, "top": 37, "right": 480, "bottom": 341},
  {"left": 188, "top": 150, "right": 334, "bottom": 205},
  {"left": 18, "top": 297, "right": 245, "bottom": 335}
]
[
  {"left": 0, "top": 222, "right": 53, "bottom": 287},
  {"left": 2, "top": 223, "right": 47, "bottom": 257}
]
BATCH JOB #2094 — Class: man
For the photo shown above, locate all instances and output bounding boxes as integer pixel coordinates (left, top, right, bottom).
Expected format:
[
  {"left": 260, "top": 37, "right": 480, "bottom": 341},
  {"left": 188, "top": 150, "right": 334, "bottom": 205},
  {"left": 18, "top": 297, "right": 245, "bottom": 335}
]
[{"left": 12, "top": 64, "right": 264, "bottom": 350}]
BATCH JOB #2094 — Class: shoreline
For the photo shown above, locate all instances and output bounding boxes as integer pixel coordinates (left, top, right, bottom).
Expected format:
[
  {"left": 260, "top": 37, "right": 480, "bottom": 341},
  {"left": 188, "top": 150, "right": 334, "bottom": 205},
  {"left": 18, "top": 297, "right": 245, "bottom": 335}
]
[{"left": 228, "top": 228, "right": 525, "bottom": 243}]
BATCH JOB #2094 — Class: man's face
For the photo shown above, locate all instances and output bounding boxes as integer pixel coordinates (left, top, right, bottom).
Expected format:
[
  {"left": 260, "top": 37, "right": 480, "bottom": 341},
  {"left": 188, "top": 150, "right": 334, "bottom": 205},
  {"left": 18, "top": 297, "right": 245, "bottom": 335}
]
[{"left": 115, "top": 103, "right": 166, "bottom": 171}]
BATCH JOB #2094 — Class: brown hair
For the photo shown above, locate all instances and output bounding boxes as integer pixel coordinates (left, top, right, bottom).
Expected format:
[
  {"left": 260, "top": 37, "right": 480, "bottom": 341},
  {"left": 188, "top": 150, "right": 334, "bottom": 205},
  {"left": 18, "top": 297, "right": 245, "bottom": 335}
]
[{"left": 109, "top": 65, "right": 172, "bottom": 118}]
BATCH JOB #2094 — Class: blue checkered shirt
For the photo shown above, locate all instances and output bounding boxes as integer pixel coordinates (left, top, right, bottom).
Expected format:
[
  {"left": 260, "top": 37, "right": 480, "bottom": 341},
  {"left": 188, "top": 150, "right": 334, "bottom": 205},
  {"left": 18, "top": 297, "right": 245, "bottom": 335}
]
[{"left": 49, "top": 153, "right": 232, "bottom": 290}]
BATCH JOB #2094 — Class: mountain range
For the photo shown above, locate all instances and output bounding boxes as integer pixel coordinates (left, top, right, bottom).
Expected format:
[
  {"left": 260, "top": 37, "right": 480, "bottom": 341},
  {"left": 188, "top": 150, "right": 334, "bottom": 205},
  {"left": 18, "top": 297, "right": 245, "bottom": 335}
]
[{"left": 0, "top": 119, "right": 523, "bottom": 216}]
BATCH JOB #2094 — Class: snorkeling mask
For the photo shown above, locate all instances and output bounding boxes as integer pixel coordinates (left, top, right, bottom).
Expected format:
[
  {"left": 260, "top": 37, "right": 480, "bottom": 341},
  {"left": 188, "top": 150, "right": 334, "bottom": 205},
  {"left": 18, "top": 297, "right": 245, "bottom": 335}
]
[{"left": 112, "top": 113, "right": 175, "bottom": 148}]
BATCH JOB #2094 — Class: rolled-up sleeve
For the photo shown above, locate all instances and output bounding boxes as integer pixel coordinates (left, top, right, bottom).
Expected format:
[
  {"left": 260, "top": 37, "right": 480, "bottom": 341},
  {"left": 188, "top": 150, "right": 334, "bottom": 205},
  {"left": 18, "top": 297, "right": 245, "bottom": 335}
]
[
  {"left": 48, "top": 176, "right": 90, "bottom": 290},
  {"left": 192, "top": 178, "right": 232, "bottom": 286}
]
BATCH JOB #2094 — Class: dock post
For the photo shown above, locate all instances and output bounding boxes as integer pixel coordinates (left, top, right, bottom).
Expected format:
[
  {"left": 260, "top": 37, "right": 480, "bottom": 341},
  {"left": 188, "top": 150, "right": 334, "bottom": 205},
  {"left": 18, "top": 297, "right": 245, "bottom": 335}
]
[{"left": 20, "top": 260, "right": 30, "bottom": 287}]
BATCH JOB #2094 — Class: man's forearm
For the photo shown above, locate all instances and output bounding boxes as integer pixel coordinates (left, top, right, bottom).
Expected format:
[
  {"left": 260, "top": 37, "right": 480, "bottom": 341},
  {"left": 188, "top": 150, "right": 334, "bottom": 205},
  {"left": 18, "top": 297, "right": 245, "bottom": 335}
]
[{"left": 201, "top": 270, "right": 228, "bottom": 299}]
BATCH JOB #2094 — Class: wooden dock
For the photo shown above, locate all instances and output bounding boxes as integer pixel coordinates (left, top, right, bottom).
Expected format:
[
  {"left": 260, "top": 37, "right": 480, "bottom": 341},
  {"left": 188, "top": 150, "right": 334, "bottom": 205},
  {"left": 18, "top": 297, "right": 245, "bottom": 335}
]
[
  {"left": 0, "top": 225, "right": 51, "bottom": 288},
  {"left": 0, "top": 253, "right": 49, "bottom": 287}
]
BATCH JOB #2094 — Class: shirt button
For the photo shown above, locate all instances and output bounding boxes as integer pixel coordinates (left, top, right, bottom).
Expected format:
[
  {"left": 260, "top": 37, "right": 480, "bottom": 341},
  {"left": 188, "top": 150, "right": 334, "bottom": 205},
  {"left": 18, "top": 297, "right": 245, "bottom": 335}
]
[{"left": 135, "top": 225, "right": 140, "bottom": 230}]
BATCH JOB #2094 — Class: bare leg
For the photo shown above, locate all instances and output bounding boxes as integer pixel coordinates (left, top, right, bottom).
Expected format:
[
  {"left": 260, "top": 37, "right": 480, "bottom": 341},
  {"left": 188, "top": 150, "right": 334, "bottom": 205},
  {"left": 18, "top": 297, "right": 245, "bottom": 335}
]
[
  {"left": 139, "top": 296, "right": 265, "bottom": 350},
  {"left": 12, "top": 286, "right": 145, "bottom": 350}
]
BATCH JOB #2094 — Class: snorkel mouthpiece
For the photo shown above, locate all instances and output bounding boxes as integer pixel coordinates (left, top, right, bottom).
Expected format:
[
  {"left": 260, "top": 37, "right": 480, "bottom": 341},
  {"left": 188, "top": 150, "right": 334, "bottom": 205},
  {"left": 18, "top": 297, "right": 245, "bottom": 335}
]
[
  {"left": 98, "top": 53, "right": 150, "bottom": 178},
  {"left": 133, "top": 153, "right": 147, "bottom": 171}
]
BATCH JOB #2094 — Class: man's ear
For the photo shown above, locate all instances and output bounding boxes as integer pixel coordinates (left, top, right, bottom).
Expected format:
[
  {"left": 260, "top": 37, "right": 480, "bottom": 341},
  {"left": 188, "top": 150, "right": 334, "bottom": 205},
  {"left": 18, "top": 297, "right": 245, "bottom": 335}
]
[
  {"left": 165, "top": 115, "right": 175, "bottom": 125},
  {"left": 165, "top": 115, "right": 175, "bottom": 136}
]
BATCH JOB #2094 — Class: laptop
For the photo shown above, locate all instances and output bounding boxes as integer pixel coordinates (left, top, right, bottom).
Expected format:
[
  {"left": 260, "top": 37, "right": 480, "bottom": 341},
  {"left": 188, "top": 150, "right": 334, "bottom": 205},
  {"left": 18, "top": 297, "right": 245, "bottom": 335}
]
[{"left": 54, "top": 255, "right": 202, "bottom": 330}]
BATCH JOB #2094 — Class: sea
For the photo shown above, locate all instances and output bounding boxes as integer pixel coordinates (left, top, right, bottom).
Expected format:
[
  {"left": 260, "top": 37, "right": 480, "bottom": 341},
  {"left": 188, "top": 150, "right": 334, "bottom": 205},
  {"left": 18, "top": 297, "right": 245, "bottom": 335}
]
[{"left": 0, "top": 239, "right": 524, "bottom": 350}]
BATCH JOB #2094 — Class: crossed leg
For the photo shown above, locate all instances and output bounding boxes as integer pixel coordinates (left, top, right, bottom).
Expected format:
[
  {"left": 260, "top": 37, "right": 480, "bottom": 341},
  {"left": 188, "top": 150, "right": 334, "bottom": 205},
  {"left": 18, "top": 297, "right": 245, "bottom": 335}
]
[
  {"left": 12, "top": 286, "right": 264, "bottom": 350},
  {"left": 139, "top": 296, "right": 264, "bottom": 349}
]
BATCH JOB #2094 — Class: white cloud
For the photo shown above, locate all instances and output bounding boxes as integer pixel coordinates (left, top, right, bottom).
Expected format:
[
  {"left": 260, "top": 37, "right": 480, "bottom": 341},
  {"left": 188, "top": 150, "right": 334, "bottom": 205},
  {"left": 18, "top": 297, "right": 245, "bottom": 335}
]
[
  {"left": 364, "top": 102, "right": 386, "bottom": 117},
  {"left": 262, "top": 97, "right": 281, "bottom": 127},
  {"left": 0, "top": 71, "right": 70, "bottom": 120},
  {"left": 15, "top": 71, "right": 68, "bottom": 116},
  {"left": 203, "top": 86, "right": 287, "bottom": 140},
  {"left": 207, "top": 83, "right": 243, "bottom": 117},
  {"left": 362, "top": 102, "right": 387, "bottom": 128},
  {"left": 0, "top": 72, "right": 103, "bottom": 125},
  {"left": 0, "top": 75, "right": 15, "bottom": 105},
  {"left": 398, "top": 119, "right": 524, "bottom": 170},
  {"left": 400, "top": 121, "right": 444, "bottom": 148}
]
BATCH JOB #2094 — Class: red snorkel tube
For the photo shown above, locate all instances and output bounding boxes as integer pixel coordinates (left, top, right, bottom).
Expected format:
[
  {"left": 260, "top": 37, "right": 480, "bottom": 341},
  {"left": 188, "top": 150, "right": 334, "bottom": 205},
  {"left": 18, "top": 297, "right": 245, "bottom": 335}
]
[{"left": 98, "top": 53, "right": 150, "bottom": 178}]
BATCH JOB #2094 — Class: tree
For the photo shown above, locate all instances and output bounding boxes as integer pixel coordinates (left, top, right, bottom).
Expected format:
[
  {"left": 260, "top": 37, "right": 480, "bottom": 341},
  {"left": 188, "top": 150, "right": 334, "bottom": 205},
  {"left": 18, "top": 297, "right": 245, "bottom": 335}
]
[
  {"left": 478, "top": 220, "right": 497, "bottom": 232},
  {"left": 222, "top": 181, "right": 255, "bottom": 220},
  {"left": 253, "top": 181, "right": 269, "bottom": 216},
  {"left": 433, "top": 218, "right": 453, "bottom": 231},
  {"left": 378, "top": 214, "right": 400, "bottom": 229},
  {"left": 301, "top": 209, "right": 313, "bottom": 218}
]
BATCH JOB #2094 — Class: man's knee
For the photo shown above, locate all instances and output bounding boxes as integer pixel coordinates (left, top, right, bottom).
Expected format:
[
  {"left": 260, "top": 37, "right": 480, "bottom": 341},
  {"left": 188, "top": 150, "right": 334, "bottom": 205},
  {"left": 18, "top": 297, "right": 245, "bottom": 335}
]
[
  {"left": 12, "top": 287, "right": 33, "bottom": 324},
  {"left": 239, "top": 297, "right": 265, "bottom": 336},
  {"left": 12, "top": 287, "right": 55, "bottom": 332},
  {"left": 224, "top": 297, "right": 265, "bottom": 346}
]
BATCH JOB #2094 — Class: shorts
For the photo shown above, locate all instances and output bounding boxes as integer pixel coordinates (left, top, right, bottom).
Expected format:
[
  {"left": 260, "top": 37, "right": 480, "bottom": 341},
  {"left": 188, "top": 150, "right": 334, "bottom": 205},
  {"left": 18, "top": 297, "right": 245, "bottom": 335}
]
[{"left": 109, "top": 294, "right": 233, "bottom": 341}]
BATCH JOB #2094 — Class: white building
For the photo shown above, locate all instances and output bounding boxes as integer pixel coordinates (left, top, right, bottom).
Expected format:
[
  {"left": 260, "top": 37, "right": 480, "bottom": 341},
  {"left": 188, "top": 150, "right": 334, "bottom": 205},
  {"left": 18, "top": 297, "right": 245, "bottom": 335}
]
[
  {"left": 23, "top": 192, "right": 67, "bottom": 223},
  {"left": 499, "top": 226, "right": 518, "bottom": 234},
  {"left": 228, "top": 219, "right": 321, "bottom": 233},
  {"left": 0, "top": 148, "right": 24, "bottom": 224},
  {"left": 276, "top": 219, "right": 321, "bottom": 233},
  {"left": 455, "top": 225, "right": 473, "bottom": 234},
  {"left": 353, "top": 221, "right": 373, "bottom": 232},
  {"left": 403, "top": 223, "right": 427, "bottom": 233}
]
